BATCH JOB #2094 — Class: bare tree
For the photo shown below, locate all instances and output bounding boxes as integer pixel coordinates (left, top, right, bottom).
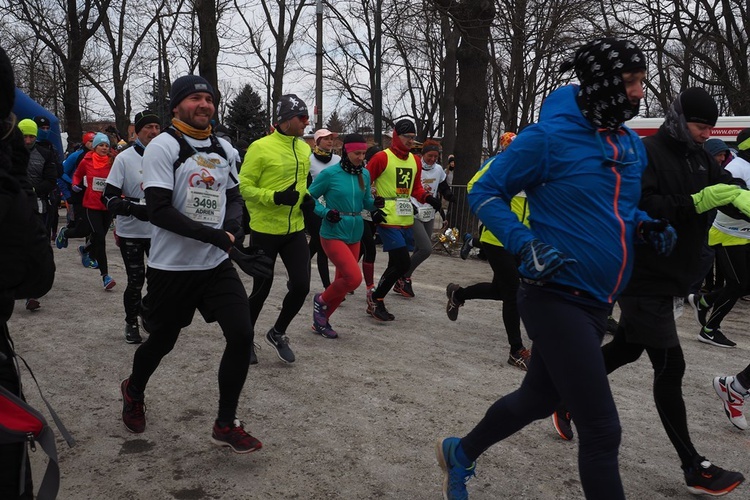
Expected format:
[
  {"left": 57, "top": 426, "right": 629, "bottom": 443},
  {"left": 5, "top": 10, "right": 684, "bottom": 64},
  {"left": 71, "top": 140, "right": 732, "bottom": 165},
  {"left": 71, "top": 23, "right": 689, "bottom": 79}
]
[
  {"left": 1, "top": 0, "right": 113, "bottom": 142},
  {"left": 233, "top": 0, "right": 313, "bottom": 123}
]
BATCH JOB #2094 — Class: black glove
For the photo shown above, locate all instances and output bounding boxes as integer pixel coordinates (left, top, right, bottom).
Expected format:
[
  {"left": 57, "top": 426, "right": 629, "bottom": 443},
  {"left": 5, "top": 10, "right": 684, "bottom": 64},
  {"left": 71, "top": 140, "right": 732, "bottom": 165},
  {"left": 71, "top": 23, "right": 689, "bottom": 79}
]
[
  {"left": 300, "top": 193, "right": 315, "bottom": 215},
  {"left": 373, "top": 196, "right": 385, "bottom": 209},
  {"left": 273, "top": 183, "right": 300, "bottom": 206},
  {"left": 129, "top": 203, "right": 149, "bottom": 221},
  {"left": 443, "top": 191, "right": 454, "bottom": 203},
  {"left": 425, "top": 195, "right": 441, "bottom": 211},
  {"left": 326, "top": 209, "right": 341, "bottom": 223},
  {"left": 230, "top": 246, "right": 274, "bottom": 280},
  {"left": 371, "top": 209, "right": 387, "bottom": 224},
  {"left": 638, "top": 219, "right": 677, "bottom": 256}
]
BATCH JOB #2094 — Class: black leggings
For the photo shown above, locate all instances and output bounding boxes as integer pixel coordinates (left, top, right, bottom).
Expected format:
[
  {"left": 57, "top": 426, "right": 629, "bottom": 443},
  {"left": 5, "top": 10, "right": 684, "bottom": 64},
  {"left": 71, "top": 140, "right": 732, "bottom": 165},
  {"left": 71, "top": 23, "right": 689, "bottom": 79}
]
[
  {"left": 304, "top": 210, "right": 330, "bottom": 288},
  {"left": 132, "top": 261, "right": 252, "bottom": 422},
  {"left": 455, "top": 243, "right": 522, "bottom": 351},
  {"left": 119, "top": 237, "right": 150, "bottom": 326},
  {"left": 704, "top": 244, "right": 750, "bottom": 330},
  {"left": 360, "top": 220, "right": 376, "bottom": 265},
  {"left": 602, "top": 326, "right": 697, "bottom": 468},
  {"left": 248, "top": 230, "right": 310, "bottom": 333},
  {"left": 66, "top": 208, "right": 111, "bottom": 275},
  {"left": 372, "top": 246, "right": 410, "bottom": 300}
]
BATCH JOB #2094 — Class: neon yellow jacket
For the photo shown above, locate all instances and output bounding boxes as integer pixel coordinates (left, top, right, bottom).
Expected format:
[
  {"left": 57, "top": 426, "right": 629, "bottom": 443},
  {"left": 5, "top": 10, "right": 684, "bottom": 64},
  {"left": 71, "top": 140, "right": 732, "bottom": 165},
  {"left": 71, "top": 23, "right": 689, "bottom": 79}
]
[
  {"left": 239, "top": 130, "right": 311, "bottom": 235},
  {"left": 468, "top": 158, "right": 529, "bottom": 247}
]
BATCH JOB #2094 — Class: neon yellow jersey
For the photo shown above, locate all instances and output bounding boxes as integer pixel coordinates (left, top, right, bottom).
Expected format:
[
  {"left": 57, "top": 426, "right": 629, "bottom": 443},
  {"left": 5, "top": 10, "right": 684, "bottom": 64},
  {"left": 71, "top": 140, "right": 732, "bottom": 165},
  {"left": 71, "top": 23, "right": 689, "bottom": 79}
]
[
  {"left": 468, "top": 158, "right": 529, "bottom": 248},
  {"left": 708, "top": 226, "right": 750, "bottom": 247},
  {"left": 374, "top": 149, "right": 418, "bottom": 227}
]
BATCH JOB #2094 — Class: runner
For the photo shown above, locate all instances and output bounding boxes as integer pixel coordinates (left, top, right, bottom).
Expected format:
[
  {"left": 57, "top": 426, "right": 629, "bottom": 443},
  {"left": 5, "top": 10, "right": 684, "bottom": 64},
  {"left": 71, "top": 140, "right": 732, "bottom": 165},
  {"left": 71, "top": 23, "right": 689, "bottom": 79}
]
[
  {"left": 120, "top": 75, "right": 263, "bottom": 453},
  {"left": 307, "top": 133, "right": 383, "bottom": 337}
]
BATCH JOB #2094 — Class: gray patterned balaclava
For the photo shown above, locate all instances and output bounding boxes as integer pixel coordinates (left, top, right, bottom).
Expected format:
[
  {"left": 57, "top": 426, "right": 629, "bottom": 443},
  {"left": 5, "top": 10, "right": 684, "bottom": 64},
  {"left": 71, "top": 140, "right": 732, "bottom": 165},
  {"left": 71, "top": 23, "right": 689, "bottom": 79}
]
[{"left": 561, "top": 38, "right": 646, "bottom": 130}]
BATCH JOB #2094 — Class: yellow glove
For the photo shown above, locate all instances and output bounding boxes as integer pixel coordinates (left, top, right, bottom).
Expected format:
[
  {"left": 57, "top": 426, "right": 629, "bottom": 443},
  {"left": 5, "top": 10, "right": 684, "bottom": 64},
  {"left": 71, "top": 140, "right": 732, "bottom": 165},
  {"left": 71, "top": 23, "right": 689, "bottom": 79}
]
[
  {"left": 691, "top": 184, "right": 741, "bottom": 214},
  {"left": 731, "top": 190, "right": 750, "bottom": 217}
]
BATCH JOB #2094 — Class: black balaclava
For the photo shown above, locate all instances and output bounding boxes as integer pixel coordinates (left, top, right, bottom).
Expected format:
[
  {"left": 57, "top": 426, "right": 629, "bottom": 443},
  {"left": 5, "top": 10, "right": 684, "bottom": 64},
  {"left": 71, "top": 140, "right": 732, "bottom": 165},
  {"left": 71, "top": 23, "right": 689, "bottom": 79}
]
[{"left": 560, "top": 38, "right": 646, "bottom": 130}]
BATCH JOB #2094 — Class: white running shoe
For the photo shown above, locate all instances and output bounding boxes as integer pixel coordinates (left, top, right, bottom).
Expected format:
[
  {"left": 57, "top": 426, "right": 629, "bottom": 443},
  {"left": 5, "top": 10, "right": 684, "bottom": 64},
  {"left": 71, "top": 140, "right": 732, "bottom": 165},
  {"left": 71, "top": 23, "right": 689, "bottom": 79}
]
[{"left": 713, "top": 376, "right": 748, "bottom": 430}]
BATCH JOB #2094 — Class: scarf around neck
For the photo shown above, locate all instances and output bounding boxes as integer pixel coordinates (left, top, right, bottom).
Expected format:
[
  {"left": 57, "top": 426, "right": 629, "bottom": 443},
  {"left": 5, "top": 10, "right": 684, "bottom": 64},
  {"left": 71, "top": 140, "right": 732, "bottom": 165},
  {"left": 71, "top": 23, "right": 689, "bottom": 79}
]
[{"left": 172, "top": 118, "right": 212, "bottom": 140}]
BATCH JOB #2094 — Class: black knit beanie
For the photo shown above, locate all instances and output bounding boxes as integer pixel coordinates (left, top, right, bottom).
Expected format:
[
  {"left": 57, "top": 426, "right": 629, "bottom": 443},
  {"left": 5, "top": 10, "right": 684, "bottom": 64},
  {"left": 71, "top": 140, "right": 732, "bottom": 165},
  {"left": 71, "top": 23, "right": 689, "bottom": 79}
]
[
  {"left": 169, "top": 75, "right": 215, "bottom": 112},
  {"left": 394, "top": 119, "right": 416, "bottom": 135},
  {"left": 276, "top": 94, "right": 309, "bottom": 123},
  {"left": 0, "top": 46, "right": 15, "bottom": 119},
  {"left": 134, "top": 110, "right": 160, "bottom": 133},
  {"left": 680, "top": 87, "right": 718, "bottom": 126}
]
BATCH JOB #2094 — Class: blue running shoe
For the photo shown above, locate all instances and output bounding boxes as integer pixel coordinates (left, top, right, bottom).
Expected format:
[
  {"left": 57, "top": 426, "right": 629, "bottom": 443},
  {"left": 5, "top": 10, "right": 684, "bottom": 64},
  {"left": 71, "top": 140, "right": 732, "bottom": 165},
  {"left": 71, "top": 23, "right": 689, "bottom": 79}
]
[
  {"left": 459, "top": 234, "right": 473, "bottom": 260},
  {"left": 78, "top": 245, "right": 98, "bottom": 268},
  {"left": 102, "top": 275, "right": 116, "bottom": 290},
  {"left": 55, "top": 227, "right": 68, "bottom": 249},
  {"left": 436, "top": 437, "right": 475, "bottom": 500}
]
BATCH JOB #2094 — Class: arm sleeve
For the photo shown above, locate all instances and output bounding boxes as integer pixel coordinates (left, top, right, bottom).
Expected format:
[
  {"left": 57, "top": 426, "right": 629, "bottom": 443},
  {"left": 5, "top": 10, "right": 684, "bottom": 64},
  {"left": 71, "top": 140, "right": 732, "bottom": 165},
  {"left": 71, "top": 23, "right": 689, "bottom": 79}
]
[
  {"left": 223, "top": 185, "right": 244, "bottom": 237},
  {"left": 410, "top": 158, "right": 429, "bottom": 203},
  {"left": 365, "top": 151, "right": 388, "bottom": 183},
  {"left": 362, "top": 170, "right": 376, "bottom": 211},
  {"left": 146, "top": 186, "right": 232, "bottom": 250},
  {"left": 102, "top": 183, "right": 130, "bottom": 216},
  {"left": 308, "top": 170, "right": 329, "bottom": 219}
]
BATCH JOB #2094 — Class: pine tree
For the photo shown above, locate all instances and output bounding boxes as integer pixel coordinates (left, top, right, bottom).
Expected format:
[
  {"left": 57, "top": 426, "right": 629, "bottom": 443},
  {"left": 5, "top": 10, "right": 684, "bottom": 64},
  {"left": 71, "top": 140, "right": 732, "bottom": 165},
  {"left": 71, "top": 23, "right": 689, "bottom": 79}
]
[
  {"left": 225, "top": 84, "right": 267, "bottom": 144},
  {"left": 325, "top": 110, "right": 345, "bottom": 133}
]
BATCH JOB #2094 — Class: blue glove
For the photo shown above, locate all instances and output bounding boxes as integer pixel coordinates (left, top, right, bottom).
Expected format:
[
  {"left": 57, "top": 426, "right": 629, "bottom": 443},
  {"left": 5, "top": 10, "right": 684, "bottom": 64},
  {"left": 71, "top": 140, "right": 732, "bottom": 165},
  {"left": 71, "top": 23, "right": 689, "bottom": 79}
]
[
  {"left": 518, "top": 239, "right": 577, "bottom": 280},
  {"left": 638, "top": 219, "right": 677, "bottom": 256}
]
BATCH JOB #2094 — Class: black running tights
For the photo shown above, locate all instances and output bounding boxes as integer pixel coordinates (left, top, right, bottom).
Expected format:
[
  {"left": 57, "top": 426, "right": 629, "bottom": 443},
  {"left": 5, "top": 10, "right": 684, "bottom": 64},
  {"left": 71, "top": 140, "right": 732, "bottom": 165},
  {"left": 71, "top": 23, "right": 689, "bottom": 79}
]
[
  {"left": 119, "top": 237, "right": 150, "bottom": 326},
  {"left": 602, "top": 327, "right": 698, "bottom": 469},
  {"left": 372, "top": 246, "right": 410, "bottom": 300}
]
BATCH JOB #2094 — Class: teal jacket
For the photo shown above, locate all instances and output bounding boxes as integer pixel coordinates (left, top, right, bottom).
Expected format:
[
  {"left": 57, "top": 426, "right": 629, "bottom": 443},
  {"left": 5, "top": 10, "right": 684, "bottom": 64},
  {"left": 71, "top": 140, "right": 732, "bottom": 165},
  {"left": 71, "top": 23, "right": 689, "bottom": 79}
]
[{"left": 308, "top": 163, "right": 376, "bottom": 244}]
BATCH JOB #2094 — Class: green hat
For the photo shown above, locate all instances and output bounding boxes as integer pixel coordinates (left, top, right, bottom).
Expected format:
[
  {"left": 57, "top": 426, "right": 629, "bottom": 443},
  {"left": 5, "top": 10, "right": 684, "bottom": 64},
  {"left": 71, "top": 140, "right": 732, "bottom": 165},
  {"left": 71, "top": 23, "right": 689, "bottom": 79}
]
[{"left": 18, "top": 118, "right": 38, "bottom": 137}]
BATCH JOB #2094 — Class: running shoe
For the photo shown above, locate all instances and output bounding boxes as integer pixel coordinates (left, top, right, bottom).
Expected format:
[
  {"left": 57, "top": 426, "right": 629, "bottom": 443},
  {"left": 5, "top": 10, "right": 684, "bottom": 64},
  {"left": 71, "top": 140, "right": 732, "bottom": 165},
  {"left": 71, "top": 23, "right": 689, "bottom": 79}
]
[
  {"left": 367, "top": 295, "right": 394, "bottom": 321},
  {"left": 265, "top": 328, "right": 295, "bottom": 363},
  {"left": 211, "top": 419, "right": 262, "bottom": 454},
  {"left": 508, "top": 347, "right": 531, "bottom": 371},
  {"left": 121, "top": 378, "right": 146, "bottom": 433},
  {"left": 125, "top": 323, "right": 142, "bottom": 344},
  {"left": 436, "top": 437, "right": 475, "bottom": 500},
  {"left": 552, "top": 405, "right": 574, "bottom": 441},
  {"left": 78, "top": 245, "right": 97, "bottom": 268},
  {"left": 311, "top": 321, "right": 338, "bottom": 339},
  {"left": 459, "top": 233, "right": 473, "bottom": 260},
  {"left": 312, "top": 293, "right": 328, "bottom": 329},
  {"left": 102, "top": 275, "right": 116, "bottom": 290},
  {"left": 445, "top": 283, "right": 463, "bottom": 321},
  {"left": 55, "top": 227, "right": 68, "bottom": 249},
  {"left": 393, "top": 278, "right": 415, "bottom": 298},
  {"left": 713, "top": 375, "right": 748, "bottom": 430},
  {"left": 687, "top": 293, "right": 709, "bottom": 326},
  {"left": 683, "top": 457, "right": 744, "bottom": 496},
  {"left": 25, "top": 298, "right": 40, "bottom": 311},
  {"left": 698, "top": 327, "right": 736, "bottom": 348}
]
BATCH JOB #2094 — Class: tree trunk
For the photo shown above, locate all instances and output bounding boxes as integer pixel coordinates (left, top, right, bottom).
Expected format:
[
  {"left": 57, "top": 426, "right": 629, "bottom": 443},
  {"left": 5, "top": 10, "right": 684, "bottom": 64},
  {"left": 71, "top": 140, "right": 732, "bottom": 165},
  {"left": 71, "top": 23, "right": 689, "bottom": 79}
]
[
  {"left": 440, "top": 13, "right": 458, "bottom": 157},
  {"left": 196, "top": 0, "right": 221, "bottom": 116}
]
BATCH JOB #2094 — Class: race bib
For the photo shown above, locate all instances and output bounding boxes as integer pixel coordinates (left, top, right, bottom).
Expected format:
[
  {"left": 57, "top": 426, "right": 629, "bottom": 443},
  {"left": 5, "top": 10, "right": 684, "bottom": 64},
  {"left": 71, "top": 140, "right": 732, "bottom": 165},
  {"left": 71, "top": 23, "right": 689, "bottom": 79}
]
[
  {"left": 417, "top": 206, "right": 435, "bottom": 222},
  {"left": 186, "top": 186, "right": 222, "bottom": 224},
  {"left": 92, "top": 177, "right": 107, "bottom": 192},
  {"left": 395, "top": 198, "right": 412, "bottom": 216}
]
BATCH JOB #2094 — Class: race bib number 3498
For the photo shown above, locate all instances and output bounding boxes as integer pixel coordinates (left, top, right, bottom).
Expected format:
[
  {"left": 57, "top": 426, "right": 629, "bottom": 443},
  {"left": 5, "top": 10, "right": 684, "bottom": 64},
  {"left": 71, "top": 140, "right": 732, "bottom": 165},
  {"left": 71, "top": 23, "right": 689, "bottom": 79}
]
[{"left": 186, "top": 186, "right": 222, "bottom": 224}]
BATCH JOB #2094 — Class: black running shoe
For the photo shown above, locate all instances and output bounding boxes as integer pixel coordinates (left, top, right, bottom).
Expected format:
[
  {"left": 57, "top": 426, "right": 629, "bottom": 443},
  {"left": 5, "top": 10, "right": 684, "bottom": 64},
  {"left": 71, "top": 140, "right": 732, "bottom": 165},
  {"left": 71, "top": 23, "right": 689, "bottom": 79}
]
[
  {"left": 445, "top": 283, "right": 463, "bottom": 321},
  {"left": 369, "top": 297, "right": 394, "bottom": 321},
  {"left": 508, "top": 348, "right": 531, "bottom": 371},
  {"left": 393, "top": 278, "right": 414, "bottom": 298},
  {"left": 698, "top": 328, "right": 737, "bottom": 348},
  {"left": 606, "top": 315, "right": 619, "bottom": 335},
  {"left": 125, "top": 323, "right": 142, "bottom": 344},
  {"left": 552, "top": 405, "right": 574, "bottom": 441},
  {"left": 265, "top": 328, "right": 295, "bottom": 363},
  {"left": 684, "top": 457, "right": 744, "bottom": 496},
  {"left": 687, "top": 293, "right": 709, "bottom": 327}
]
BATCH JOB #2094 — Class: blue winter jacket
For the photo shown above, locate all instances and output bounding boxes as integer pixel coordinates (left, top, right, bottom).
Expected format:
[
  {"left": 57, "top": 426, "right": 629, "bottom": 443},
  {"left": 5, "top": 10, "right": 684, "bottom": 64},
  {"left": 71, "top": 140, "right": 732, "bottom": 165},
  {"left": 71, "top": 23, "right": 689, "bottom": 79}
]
[{"left": 469, "top": 84, "right": 652, "bottom": 304}]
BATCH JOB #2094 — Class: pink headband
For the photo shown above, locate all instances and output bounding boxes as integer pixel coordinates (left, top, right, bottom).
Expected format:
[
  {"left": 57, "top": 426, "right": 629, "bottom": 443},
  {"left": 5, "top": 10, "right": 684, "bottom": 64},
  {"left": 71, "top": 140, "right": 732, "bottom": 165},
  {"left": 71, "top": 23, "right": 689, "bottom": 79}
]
[{"left": 344, "top": 142, "right": 368, "bottom": 153}]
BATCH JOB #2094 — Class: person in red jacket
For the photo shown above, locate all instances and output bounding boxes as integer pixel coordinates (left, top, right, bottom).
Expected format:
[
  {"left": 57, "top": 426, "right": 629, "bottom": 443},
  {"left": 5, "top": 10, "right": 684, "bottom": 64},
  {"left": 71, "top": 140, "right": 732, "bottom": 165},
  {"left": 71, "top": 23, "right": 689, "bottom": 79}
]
[{"left": 56, "top": 132, "right": 117, "bottom": 290}]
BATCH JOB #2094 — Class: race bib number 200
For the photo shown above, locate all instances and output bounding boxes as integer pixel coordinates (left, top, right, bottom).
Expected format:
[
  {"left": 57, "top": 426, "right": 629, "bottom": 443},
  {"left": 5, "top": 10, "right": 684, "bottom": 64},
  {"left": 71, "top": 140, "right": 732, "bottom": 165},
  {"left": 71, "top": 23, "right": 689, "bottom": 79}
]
[
  {"left": 395, "top": 198, "right": 412, "bottom": 216},
  {"left": 186, "top": 186, "right": 222, "bottom": 224}
]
